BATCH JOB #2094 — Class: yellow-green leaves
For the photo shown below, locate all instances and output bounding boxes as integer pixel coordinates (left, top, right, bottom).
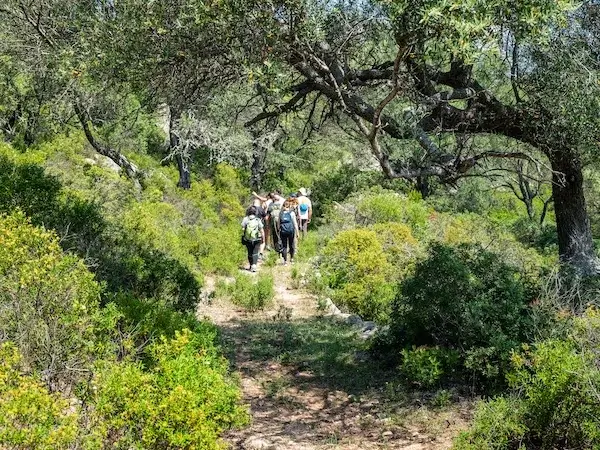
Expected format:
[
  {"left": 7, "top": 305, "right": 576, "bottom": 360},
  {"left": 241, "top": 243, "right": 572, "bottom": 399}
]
[
  {"left": 0, "top": 343, "right": 79, "bottom": 450},
  {"left": 381, "top": 0, "right": 575, "bottom": 60},
  {"left": 0, "top": 212, "right": 106, "bottom": 388}
]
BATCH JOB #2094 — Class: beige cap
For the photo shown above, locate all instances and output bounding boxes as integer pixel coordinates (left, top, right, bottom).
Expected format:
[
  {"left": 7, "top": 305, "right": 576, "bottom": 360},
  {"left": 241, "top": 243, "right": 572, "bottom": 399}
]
[{"left": 298, "top": 187, "right": 307, "bottom": 196}]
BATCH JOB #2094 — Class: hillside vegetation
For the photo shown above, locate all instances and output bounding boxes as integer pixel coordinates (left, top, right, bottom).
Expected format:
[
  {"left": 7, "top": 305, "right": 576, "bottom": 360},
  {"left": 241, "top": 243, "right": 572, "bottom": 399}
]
[{"left": 1, "top": 0, "right": 600, "bottom": 449}]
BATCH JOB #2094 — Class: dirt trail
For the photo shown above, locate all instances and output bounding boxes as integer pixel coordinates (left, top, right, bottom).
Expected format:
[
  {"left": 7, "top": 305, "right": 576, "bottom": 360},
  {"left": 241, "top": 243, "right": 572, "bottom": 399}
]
[{"left": 197, "top": 265, "right": 472, "bottom": 450}]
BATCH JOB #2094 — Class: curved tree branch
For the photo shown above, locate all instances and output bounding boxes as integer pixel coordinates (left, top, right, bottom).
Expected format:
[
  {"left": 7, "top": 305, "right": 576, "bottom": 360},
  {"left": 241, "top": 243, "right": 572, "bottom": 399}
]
[{"left": 74, "top": 102, "right": 143, "bottom": 181}]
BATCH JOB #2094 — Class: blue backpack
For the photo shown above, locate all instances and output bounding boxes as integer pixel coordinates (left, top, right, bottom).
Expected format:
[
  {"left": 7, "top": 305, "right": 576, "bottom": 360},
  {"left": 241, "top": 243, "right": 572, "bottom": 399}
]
[
  {"left": 299, "top": 203, "right": 309, "bottom": 214},
  {"left": 280, "top": 210, "right": 294, "bottom": 234}
]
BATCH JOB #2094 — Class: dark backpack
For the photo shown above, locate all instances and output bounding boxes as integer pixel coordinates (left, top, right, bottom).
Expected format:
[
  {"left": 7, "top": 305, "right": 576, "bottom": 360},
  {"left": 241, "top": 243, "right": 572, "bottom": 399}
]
[{"left": 279, "top": 210, "right": 295, "bottom": 234}]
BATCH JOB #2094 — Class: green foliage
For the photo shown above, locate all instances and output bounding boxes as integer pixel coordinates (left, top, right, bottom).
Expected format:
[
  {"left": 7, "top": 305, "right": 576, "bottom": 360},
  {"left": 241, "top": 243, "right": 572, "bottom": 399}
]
[
  {"left": 351, "top": 189, "right": 432, "bottom": 236},
  {"left": 392, "top": 243, "right": 534, "bottom": 385},
  {"left": 89, "top": 329, "right": 249, "bottom": 450},
  {"left": 456, "top": 337, "right": 600, "bottom": 449},
  {"left": 400, "top": 347, "right": 460, "bottom": 389},
  {"left": 370, "top": 223, "right": 422, "bottom": 279},
  {"left": 310, "top": 164, "right": 384, "bottom": 216},
  {"left": 380, "top": 0, "right": 574, "bottom": 60},
  {"left": 0, "top": 343, "right": 78, "bottom": 449},
  {"left": 109, "top": 293, "right": 219, "bottom": 362},
  {"left": 453, "top": 397, "right": 526, "bottom": 450},
  {"left": 0, "top": 212, "right": 112, "bottom": 389},
  {"left": 511, "top": 217, "right": 557, "bottom": 251},
  {"left": 456, "top": 307, "right": 600, "bottom": 448},
  {"left": 217, "top": 273, "right": 275, "bottom": 311},
  {"left": 320, "top": 228, "right": 396, "bottom": 321}
]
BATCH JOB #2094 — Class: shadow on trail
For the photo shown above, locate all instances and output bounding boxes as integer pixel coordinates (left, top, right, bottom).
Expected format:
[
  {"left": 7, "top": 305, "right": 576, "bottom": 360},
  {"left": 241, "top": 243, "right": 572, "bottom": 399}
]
[{"left": 220, "top": 316, "right": 395, "bottom": 395}]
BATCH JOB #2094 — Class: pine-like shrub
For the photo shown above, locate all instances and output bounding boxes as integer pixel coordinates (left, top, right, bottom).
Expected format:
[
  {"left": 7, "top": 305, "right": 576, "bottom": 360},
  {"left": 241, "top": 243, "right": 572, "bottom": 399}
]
[
  {"left": 89, "top": 330, "right": 249, "bottom": 450},
  {"left": 0, "top": 212, "right": 111, "bottom": 389}
]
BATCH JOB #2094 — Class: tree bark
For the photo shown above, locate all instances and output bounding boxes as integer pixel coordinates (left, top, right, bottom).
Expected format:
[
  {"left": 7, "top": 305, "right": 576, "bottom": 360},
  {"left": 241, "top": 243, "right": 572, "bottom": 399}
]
[
  {"left": 168, "top": 109, "right": 191, "bottom": 189},
  {"left": 415, "top": 175, "right": 431, "bottom": 199},
  {"left": 549, "top": 149, "right": 599, "bottom": 275},
  {"left": 249, "top": 128, "right": 269, "bottom": 191},
  {"left": 175, "top": 155, "right": 191, "bottom": 189},
  {"left": 74, "top": 102, "right": 143, "bottom": 180}
]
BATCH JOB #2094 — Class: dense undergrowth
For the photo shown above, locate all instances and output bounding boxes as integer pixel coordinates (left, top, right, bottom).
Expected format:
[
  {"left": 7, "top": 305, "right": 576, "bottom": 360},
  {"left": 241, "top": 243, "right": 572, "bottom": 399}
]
[
  {"left": 0, "top": 137, "right": 250, "bottom": 449},
  {"left": 2, "top": 128, "right": 600, "bottom": 449},
  {"left": 297, "top": 177, "right": 600, "bottom": 448}
]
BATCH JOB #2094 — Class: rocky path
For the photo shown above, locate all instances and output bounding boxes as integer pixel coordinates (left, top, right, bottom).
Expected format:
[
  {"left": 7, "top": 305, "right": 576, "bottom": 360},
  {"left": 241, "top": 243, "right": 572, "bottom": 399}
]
[{"left": 197, "top": 265, "right": 472, "bottom": 450}]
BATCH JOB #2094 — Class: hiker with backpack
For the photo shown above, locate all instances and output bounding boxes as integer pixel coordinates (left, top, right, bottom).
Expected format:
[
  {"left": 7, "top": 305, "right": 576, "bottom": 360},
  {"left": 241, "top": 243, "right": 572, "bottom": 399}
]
[
  {"left": 297, "top": 188, "right": 312, "bottom": 240},
  {"left": 278, "top": 199, "right": 299, "bottom": 266},
  {"left": 241, "top": 206, "right": 265, "bottom": 272},
  {"left": 267, "top": 192, "right": 284, "bottom": 253},
  {"left": 252, "top": 198, "right": 267, "bottom": 260}
]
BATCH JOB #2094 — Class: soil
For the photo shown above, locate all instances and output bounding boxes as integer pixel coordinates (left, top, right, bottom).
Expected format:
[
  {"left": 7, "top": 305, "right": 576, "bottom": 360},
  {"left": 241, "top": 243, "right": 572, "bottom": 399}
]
[{"left": 198, "top": 264, "right": 473, "bottom": 450}]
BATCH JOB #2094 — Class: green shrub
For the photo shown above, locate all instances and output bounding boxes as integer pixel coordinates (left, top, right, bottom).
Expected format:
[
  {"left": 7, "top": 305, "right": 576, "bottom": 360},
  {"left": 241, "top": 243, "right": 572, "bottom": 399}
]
[
  {"left": 391, "top": 243, "right": 535, "bottom": 385},
  {"left": 511, "top": 217, "right": 557, "bottom": 251},
  {"left": 217, "top": 273, "right": 275, "bottom": 311},
  {"left": 400, "top": 346, "right": 460, "bottom": 388},
  {"left": 0, "top": 143, "right": 202, "bottom": 311},
  {"left": 310, "top": 164, "right": 383, "bottom": 216},
  {"left": 453, "top": 397, "right": 526, "bottom": 449},
  {"left": 351, "top": 188, "right": 432, "bottom": 235},
  {"left": 193, "top": 223, "right": 246, "bottom": 276},
  {"left": 456, "top": 337, "right": 600, "bottom": 449},
  {"left": 370, "top": 222, "right": 422, "bottom": 280},
  {"left": 109, "top": 293, "right": 218, "bottom": 361},
  {"left": 88, "top": 329, "right": 249, "bottom": 450},
  {"left": 0, "top": 343, "right": 79, "bottom": 450},
  {"left": 320, "top": 228, "right": 396, "bottom": 321},
  {"left": 0, "top": 212, "right": 112, "bottom": 389}
]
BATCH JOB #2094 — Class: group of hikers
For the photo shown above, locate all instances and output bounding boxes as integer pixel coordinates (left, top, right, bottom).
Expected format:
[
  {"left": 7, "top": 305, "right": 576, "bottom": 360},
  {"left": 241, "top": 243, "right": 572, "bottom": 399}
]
[{"left": 241, "top": 188, "right": 313, "bottom": 272}]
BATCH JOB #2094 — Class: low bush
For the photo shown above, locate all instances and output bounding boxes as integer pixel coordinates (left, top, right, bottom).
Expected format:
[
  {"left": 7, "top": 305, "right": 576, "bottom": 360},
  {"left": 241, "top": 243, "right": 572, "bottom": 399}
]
[
  {"left": 370, "top": 223, "right": 422, "bottom": 279},
  {"left": 511, "top": 217, "right": 557, "bottom": 251},
  {"left": 217, "top": 273, "right": 275, "bottom": 311},
  {"left": 0, "top": 343, "right": 79, "bottom": 449},
  {"left": 455, "top": 337, "right": 600, "bottom": 449},
  {"left": 453, "top": 396, "right": 526, "bottom": 449},
  {"left": 192, "top": 223, "right": 246, "bottom": 276},
  {"left": 109, "top": 293, "right": 217, "bottom": 361},
  {"left": 391, "top": 243, "right": 535, "bottom": 385},
  {"left": 0, "top": 212, "right": 113, "bottom": 390},
  {"left": 351, "top": 188, "right": 432, "bottom": 236},
  {"left": 400, "top": 346, "right": 460, "bottom": 389},
  {"left": 320, "top": 228, "right": 396, "bottom": 321},
  {"left": 88, "top": 330, "right": 249, "bottom": 450}
]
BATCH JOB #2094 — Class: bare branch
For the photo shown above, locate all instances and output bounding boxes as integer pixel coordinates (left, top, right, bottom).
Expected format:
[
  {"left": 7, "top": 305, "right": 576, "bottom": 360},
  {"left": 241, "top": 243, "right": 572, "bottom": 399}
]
[{"left": 244, "top": 85, "right": 313, "bottom": 127}]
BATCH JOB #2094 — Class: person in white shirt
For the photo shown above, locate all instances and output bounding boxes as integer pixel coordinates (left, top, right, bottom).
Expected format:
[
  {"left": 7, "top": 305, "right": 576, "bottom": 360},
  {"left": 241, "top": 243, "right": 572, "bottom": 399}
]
[{"left": 296, "top": 188, "right": 312, "bottom": 240}]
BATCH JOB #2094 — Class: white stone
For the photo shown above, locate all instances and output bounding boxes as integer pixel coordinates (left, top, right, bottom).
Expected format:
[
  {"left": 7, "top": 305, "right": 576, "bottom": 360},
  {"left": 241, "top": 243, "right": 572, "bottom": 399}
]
[{"left": 243, "top": 437, "right": 274, "bottom": 449}]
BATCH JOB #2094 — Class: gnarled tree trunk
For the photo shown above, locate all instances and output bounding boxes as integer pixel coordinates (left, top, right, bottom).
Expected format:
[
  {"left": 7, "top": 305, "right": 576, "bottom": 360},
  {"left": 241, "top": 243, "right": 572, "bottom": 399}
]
[
  {"left": 74, "top": 102, "right": 143, "bottom": 181},
  {"left": 549, "top": 149, "right": 599, "bottom": 275},
  {"left": 168, "top": 108, "right": 191, "bottom": 189}
]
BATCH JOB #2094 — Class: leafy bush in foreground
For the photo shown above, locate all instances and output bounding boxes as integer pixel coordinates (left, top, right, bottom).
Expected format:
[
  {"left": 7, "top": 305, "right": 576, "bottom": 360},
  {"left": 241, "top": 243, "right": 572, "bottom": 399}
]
[
  {"left": 89, "top": 330, "right": 249, "bottom": 450},
  {"left": 392, "top": 243, "right": 534, "bottom": 385},
  {"left": 455, "top": 338, "right": 600, "bottom": 449},
  {"left": 0, "top": 212, "right": 112, "bottom": 390},
  {"left": 0, "top": 343, "right": 78, "bottom": 450}
]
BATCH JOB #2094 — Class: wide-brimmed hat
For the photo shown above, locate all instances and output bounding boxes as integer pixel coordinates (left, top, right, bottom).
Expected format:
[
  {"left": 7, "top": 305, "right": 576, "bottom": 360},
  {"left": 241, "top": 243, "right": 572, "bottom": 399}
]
[{"left": 298, "top": 187, "right": 307, "bottom": 196}]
